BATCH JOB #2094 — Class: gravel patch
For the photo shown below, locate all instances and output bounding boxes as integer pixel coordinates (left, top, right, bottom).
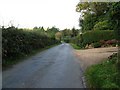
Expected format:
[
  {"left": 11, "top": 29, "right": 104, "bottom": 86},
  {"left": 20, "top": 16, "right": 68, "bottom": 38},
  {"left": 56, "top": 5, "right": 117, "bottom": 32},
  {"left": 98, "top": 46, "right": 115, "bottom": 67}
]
[{"left": 74, "top": 47, "right": 118, "bottom": 71}]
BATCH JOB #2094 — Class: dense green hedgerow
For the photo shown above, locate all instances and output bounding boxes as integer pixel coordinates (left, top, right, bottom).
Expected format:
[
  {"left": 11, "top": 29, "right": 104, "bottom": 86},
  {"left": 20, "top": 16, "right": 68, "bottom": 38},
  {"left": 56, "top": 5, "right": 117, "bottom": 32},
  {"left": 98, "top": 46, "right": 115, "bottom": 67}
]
[
  {"left": 82, "top": 30, "right": 115, "bottom": 46},
  {"left": 2, "top": 26, "right": 59, "bottom": 65}
]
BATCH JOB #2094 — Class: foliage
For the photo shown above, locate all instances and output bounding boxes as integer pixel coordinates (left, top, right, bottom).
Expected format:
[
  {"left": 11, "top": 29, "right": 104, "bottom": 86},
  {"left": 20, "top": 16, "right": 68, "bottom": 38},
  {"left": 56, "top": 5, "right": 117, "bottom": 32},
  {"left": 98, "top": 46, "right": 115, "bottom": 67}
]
[
  {"left": 76, "top": 2, "right": 118, "bottom": 32},
  {"left": 2, "top": 26, "right": 59, "bottom": 65},
  {"left": 63, "top": 36, "right": 71, "bottom": 43},
  {"left": 90, "top": 2, "right": 110, "bottom": 16},
  {"left": 99, "top": 39, "right": 117, "bottom": 47},
  {"left": 33, "top": 26, "right": 45, "bottom": 32},
  {"left": 105, "top": 39, "right": 117, "bottom": 46},
  {"left": 70, "top": 36, "right": 79, "bottom": 45},
  {"left": 93, "top": 20, "right": 110, "bottom": 30},
  {"left": 76, "top": 2, "right": 89, "bottom": 12},
  {"left": 93, "top": 42, "right": 102, "bottom": 48},
  {"left": 71, "top": 27, "right": 79, "bottom": 37},
  {"left": 108, "top": 2, "right": 120, "bottom": 41},
  {"left": 61, "top": 29, "right": 72, "bottom": 37},
  {"left": 46, "top": 26, "right": 59, "bottom": 39},
  {"left": 76, "top": 2, "right": 111, "bottom": 16},
  {"left": 85, "top": 53, "right": 120, "bottom": 88},
  {"left": 117, "top": 49, "right": 120, "bottom": 71},
  {"left": 55, "top": 32, "right": 62, "bottom": 41},
  {"left": 61, "top": 28, "right": 79, "bottom": 43},
  {"left": 82, "top": 13, "right": 97, "bottom": 32},
  {"left": 82, "top": 30, "right": 115, "bottom": 46},
  {"left": 70, "top": 43, "right": 81, "bottom": 50},
  {"left": 76, "top": 2, "right": 120, "bottom": 88}
]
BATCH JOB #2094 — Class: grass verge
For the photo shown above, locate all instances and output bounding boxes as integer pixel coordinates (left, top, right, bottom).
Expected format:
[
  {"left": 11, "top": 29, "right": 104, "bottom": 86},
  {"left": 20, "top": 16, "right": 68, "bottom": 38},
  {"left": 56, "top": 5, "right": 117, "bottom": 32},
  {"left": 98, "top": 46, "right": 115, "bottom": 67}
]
[
  {"left": 70, "top": 43, "right": 81, "bottom": 49},
  {"left": 85, "top": 53, "right": 120, "bottom": 88},
  {"left": 2, "top": 43, "right": 60, "bottom": 70}
]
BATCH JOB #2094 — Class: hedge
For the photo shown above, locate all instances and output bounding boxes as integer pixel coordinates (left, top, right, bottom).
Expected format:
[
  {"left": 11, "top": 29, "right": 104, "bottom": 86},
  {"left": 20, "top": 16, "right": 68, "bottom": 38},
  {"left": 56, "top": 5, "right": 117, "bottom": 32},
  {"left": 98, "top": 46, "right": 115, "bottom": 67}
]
[
  {"left": 2, "top": 27, "right": 59, "bottom": 64},
  {"left": 82, "top": 30, "right": 116, "bottom": 46}
]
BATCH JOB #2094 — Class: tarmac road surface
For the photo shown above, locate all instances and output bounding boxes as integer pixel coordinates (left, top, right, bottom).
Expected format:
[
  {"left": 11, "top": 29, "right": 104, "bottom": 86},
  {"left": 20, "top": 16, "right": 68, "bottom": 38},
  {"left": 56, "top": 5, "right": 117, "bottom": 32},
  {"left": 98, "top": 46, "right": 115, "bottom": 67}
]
[{"left": 3, "top": 44, "right": 84, "bottom": 88}]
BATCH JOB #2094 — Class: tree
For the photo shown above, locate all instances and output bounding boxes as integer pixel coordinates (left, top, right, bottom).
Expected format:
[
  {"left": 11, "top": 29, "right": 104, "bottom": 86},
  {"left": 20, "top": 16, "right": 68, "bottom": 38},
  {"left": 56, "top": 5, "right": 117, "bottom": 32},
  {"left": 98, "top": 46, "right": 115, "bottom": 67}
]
[
  {"left": 33, "top": 26, "right": 38, "bottom": 29},
  {"left": 46, "top": 26, "right": 59, "bottom": 39},
  {"left": 39, "top": 26, "right": 44, "bottom": 32},
  {"left": 61, "top": 29, "right": 72, "bottom": 37},
  {"left": 55, "top": 32, "right": 62, "bottom": 41},
  {"left": 76, "top": 2, "right": 110, "bottom": 15},
  {"left": 93, "top": 20, "right": 110, "bottom": 30},
  {"left": 71, "top": 27, "right": 78, "bottom": 37},
  {"left": 76, "top": 2, "right": 113, "bottom": 32},
  {"left": 47, "top": 26, "right": 59, "bottom": 33},
  {"left": 82, "top": 13, "right": 97, "bottom": 32},
  {"left": 76, "top": 2, "right": 89, "bottom": 12},
  {"left": 108, "top": 2, "right": 120, "bottom": 40}
]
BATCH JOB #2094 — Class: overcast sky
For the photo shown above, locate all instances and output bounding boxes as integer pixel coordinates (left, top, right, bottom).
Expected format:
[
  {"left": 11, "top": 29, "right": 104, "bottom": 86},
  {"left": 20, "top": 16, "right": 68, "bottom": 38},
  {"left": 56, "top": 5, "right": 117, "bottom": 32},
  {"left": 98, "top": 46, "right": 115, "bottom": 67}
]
[{"left": 0, "top": 0, "right": 80, "bottom": 30}]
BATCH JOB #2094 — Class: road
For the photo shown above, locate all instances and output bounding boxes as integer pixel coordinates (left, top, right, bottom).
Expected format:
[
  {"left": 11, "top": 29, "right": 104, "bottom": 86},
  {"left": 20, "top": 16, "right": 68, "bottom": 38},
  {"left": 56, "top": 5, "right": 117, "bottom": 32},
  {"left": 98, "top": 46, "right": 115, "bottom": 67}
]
[{"left": 3, "top": 44, "right": 84, "bottom": 88}]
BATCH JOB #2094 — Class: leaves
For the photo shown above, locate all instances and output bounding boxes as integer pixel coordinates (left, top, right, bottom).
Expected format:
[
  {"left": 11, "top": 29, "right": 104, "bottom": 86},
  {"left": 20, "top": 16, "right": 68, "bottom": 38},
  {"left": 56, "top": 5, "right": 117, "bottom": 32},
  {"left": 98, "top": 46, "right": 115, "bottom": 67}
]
[{"left": 2, "top": 26, "right": 59, "bottom": 63}]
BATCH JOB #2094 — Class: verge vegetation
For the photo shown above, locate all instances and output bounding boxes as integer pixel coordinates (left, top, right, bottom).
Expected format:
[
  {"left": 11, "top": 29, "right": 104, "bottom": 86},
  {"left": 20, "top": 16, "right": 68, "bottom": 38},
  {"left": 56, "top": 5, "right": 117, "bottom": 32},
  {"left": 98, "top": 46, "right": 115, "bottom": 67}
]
[
  {"left": 74, "top": 2, "right": 120, "bottom": 88},
  {"left": 85, "top": 53, "right": 120, "bottom": 88},
  {"left": 2, "top": 26, "right": 60, "bottom": 68},
  {"left": 70, "top": 43, "right": 81, "bottom": 49}
]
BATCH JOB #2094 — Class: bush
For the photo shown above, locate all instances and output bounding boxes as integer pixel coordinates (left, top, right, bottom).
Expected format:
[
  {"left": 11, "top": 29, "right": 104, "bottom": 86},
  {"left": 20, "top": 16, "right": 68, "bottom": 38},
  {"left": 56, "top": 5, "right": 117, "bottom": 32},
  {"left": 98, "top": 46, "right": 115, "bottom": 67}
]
[
  {"left": 63, "top": 36, "right": 70, "bottom": 43},
  {"left": 85, "top": 54, "right": 120, "bottom": 88},
  {"left": 2, "top": 26, "right": 59, "bottom": 65},
  {"left": 70, "top": 36, "right": 80, "bottom": 45},
  {"left": 93, "top": 42, "right": 102, "bottom": 48},
  {"left": 99, "top": 40, "right": 106, "bottom": 44},
  {"left": 105, "top": 39, "right": 117, "bottom": 46},
  {"left": 82, "top": 30, "right": 115, "bottom": 46}
]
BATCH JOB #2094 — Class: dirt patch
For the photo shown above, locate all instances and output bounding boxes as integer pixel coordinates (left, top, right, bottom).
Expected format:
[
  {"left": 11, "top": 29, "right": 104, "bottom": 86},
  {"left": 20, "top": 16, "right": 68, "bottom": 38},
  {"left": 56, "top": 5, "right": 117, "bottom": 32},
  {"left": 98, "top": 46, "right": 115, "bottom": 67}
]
[{"left": 74, "top": 47, "right": 118, "bottom": 71}]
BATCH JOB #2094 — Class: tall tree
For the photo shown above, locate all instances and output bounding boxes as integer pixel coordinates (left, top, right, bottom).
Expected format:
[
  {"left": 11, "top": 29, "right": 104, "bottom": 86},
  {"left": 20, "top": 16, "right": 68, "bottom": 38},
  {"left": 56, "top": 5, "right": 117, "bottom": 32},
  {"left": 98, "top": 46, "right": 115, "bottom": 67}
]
[
  {"left": 71, "top": 27, "right": 78, "bottom": 37},
  {"left": 108, "top": 2, "right": 120, "bottom": 40},
  {"left": 76, "top": 2, "right": 113, "bottom": 32}
]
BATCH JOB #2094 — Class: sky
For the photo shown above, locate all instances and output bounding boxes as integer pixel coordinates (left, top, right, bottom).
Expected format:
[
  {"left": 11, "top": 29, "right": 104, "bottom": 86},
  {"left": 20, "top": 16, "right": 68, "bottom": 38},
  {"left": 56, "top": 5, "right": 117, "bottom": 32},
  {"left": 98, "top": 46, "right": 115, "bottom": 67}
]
[{"left": 0, "top": 0, "right": 81, "bottom": 30}]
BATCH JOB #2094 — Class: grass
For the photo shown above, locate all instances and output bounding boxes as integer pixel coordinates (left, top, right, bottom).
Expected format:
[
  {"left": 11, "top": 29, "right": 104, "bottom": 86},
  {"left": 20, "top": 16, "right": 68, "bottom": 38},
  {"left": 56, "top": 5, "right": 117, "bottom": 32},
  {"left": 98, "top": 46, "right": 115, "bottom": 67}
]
[
  {"left": 2, "top": 43, "right": 60, "bottom": 70},
  {"left": 85, "top": 53, "right": 120, "bottom": 88},
  {"left": 70, "top": 43, "right": 81, "bottom": 49}
]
